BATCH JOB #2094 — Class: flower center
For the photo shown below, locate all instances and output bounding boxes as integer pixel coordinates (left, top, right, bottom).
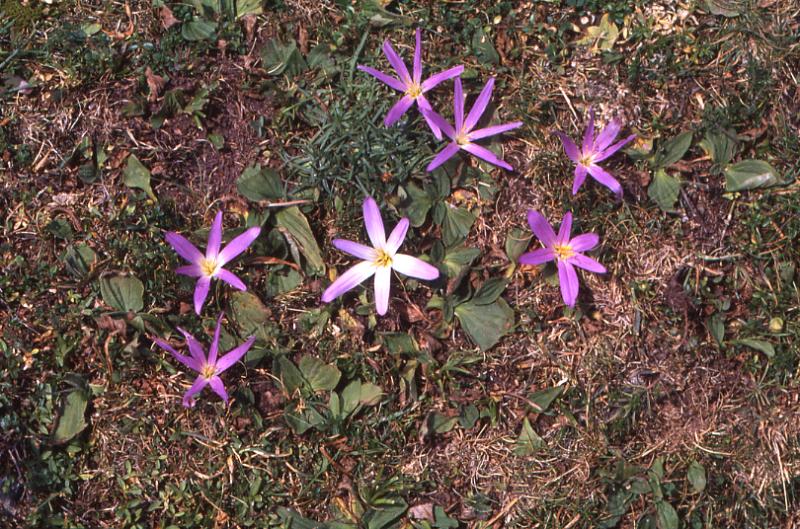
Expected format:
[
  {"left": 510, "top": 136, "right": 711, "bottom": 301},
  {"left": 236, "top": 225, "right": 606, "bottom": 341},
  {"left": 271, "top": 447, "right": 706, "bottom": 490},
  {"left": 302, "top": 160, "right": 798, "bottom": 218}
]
[
  {"left": 374, "top": 249, "right": 393, "bottom": 268},
  {"left": 201, "top": 364, "right": 216, "bottom": 379},
  {"left": 405, "top": 83, "right": 422, "bottom": 98},
  {"left": 200, "top": 257, "right": 218, "bottom": 277},
  {"left": 553, "top": 244, "right": 575, "bottom": 261},
  {"left": 455, "top": 133, "right": 470, "bottom": 146},
  {"left": 579, "top": 152, "right": 595, "bottom": 167}
]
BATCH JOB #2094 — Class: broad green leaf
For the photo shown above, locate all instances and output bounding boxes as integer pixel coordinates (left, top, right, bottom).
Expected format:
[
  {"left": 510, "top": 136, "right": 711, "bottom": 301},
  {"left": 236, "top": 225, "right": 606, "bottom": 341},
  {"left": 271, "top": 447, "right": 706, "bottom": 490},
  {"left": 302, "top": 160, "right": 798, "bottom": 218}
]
[
  {"left": 656, "top": 501, "right": 679, "bottom": 529},
  {"left": 505, "top": 227, "right": 533, "bottom": 263},
  {"left": 576, "top": 13, "right": 619, "bottom": 52},
  {"left": 708, "top": 313, "right": 725, "bottom": 345},
  {"left": 442, "top": 206, "right": 475, "bottom": 247},
  {"left": 687, "top": 460, "right": 707, "bottom": 493},
  {"left": 455, "top": 298, "right": 514, "bottom": 351},
  {"left": 283, "top": 403, "right": 325, "bottom": 434},
  {"left": 458, "top": 404, "right": 480, "bottom": 429},
  {"left": 358, "top": 382, "right": 382, "bottom": 405},
  {"left": 704, "top": 0, "right": 742, "bottom": 17},
  {"left": 123, "top": 155, "right": 156, "bottom": 201},
  {"left": 47, "top": 219, "right": 73, "bottom": 241},
  {"left": 236, "top": 163, "right": 284, "bottom": 202},
  {"left": 382, "top": 333, "right": 419, "bottom": 354},
  {"left": 276, "top": 356, "right": 304, "bottom": 393},
  {"left": 735, "top": 338, "right": 775, "bottom": 357},
  {"left": 699, "top": 129, "right": 737, "bottom": 165},
  {"left": 724, "top": 159, "right": 779, "bottom": 191},
  {"left": 428, "top": 412, "right": 458, "bottom": 434},
  {"left": 53, "top": 389, "right": 89, "bottom": 444},
  {"left": 299, "top": 356, "right": 340, "bottom": 392},
  {"left": 657, "top": 131, "right": 693, "bottom": 168},
  {"left": 265, "top": 269, "right": 303, "bottom": 297},
  {"left": 64, "top": 244, "right": 96, "bottom": 278},
  {"left": 470, "top": 277, "right": 509, "bottom": 306},
  {"left": 261, "top": 38, "right": 307, "bottom": 77},
  {"left": 181, "top": 18, "right": 216, "bottom": 41},
  {"left": 99, "top": 275, "right": 144, "bottom": 312},
  {"left": 442, "top": 245, "right": 480, "bottom": 278},
  {"left": 230, "top": 291, "right": 272, "bottom": 340},
  {"left": 275, "top": 206, "right": 324, "bottom": 275},
  {"left": 341, "top": 380, "right": 362, "bottom": 417},
  {"left": 364, "top": 501, "right": 407, "bottom": 529},
  {"left": 527, "top": 385, "right": 563, "bottom": 413},
  {"left": 648, "top": 169, "right": 681, "bottom": 211},
  {"left": 472, "top": 27, "right": 499, "bottom": 65},
  {"left": 433, "top": 506, "right": 459, "bottom": 529},
  {"left": 514, "top": 418, "right": 544, "bottom": 456},
  {"left": 235, "top": 0, "right": 262, "bottom": 18},
  {"left": 403, "top": 182, "right": 434, "bottom": 227}
]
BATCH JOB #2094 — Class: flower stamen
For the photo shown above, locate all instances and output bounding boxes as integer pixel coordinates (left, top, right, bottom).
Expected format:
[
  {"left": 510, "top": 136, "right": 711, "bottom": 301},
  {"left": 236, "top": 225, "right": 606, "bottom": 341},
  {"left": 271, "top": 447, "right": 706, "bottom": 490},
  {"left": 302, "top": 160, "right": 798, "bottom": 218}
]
[
  {"left": 374, "top": 249, "right": 393, "bottom": 268},
  {"left": 201, "top": 364, "right": 216, "bottom": 380},
  {"left": 553, "top": 244, "right": 575, "bottom": 261},
  {"left": 405, "top": 83, "right": 422, "bottom": 98},
  {"left": 200, "top": 258, "right": 218, "bottom": 277}
]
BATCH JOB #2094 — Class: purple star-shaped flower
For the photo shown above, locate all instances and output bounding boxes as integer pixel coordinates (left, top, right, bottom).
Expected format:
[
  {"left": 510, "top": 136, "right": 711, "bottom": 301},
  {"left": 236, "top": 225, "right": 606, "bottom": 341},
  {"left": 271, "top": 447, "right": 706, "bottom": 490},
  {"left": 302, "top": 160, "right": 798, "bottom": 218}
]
[
  {"left": 519, "top": 211, "right": 606, "bottom": 307},
  {"left": 357, "top": 28, "right": 464, "bottom": 139},
  {"left": 165, "top": 211, "right": 261, "bottom": 315},
  {"left": 321, "top": 197, "right": 439, "bottom": 316},
  {"left": 554, "top": 108, "right": 636, "bottom": 196},
  {"left": 423, "top": 77, "right": 522, "bottom": 171},
  {"left": 153, "top": 313, "right": 256, "bottom": 407}
]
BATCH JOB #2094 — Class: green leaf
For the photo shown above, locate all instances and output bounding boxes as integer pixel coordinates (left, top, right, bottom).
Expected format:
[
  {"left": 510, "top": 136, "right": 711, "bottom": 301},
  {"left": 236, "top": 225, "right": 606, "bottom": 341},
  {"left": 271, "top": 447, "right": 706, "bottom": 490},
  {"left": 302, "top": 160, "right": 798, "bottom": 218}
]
[
  {"left": 47, "top": 219, "right": 73, "bottom": 241},
  {"left": 359, "top": 382, "right": 382, "bottom": 405},
  {"left": 648, "top": 169, "right": 681, "bottom": 212},
  {"left": 442, "top": 245, "right": 480, "bottom": 278},
  {"left": 283, "top": 403, "right": 325, "bottom": 434},
  {"left": 428, "top": 412, "right": 458, "bottom": 434},
  {"left": 64, "top": 244, "right": 96, "bottom": 278},
  {"left": 381, "top": 333, "right": 419, "bottom": 355},
  {"left": 708, "top": 313, "right": 725, "bottom": 345},
  {"left": 455, "top": 298, "right": 514, "bottom": 351},
  {"left": 123, "top": 155, "right": 156, "bottom": 201},
  {"left": 433, "top": 506, "right": 459, "bottom": 529},
  {"left": 470, "top": 277, "right": 509, "bottom": 306},
  {"left": 526, "top": 385, "right": 563, "bottom": 413},
  {"left": 276, "top": 356, "right": 304, "bottom": 393},
  {"left": 704, "top": 0, "right": 742, "bottom": 17},
  {"left": 236, "top": 163, "right": 284, "bottom": 202},
  {"left": 403, "top": 182, "right": 434, "bottom": 227},
  {"left": 364, "top": 501, "right": 407, "bottom": 529},
  {"left": 735, "top": 338, "right": 775, "bottom": 358},
  {"left": 235, "top": 0, "right": 262, "bottom": 18},
  {"left": 656, "top": 501, "right": 679, "bottom": 529},
  {"left": 505, "top": 227, "right": 532, "bottom": 263},
  {"left": 687, "top": 461, "right": 707, "bottom": 493},
  {"left": 181, "top": 18, "right": 216, "bottom": 41},
  {"left": 275, "top": 206, "right": 325, "bottom": 275},
  {"left": 657, "top": 131, "right": 693, "bottom": 168},
  {"left": 724, "top": 159, "right": 779, "bottom": 192},
  {"left": 53, "top": 389, "right": 89, "bottom": 444},
  {"left": 99, "top": 275, "right": 144, "bottom": 312},
  {"left": 699, "top": 129, "right": 737, "bottom": 165},
  {"left": 298, "top": 356, "right": 341, "bottom": 392},
  {"left": 472, "top": 27, "right": 499, "bottom": 65},
  {"left": 230, "top": 291, "right": 273, "bottom": 341},
  {"left": 576, "top": 13, "right": 619, "bottom": 52},
  {"left": 514, "top": 417, "right": 544, "bottom": 456},
  {"left": 442, "top": 206, "right": 475, "bottom": 247},
  {"left": 261, "top": 38, "right": 307, "bottom": 77}
]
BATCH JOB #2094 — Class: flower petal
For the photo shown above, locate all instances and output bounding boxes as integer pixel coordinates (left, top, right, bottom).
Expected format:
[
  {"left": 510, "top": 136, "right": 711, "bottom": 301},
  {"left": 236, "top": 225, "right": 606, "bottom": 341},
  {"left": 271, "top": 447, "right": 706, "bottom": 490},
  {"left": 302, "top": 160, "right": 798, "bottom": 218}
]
[
  {"left": 182, "top": 376, "right": 209, "bottom": 408},
  {"left": 557, "top": 212, "right": 572, "bottom": 245},
  {"left": 382, "top": 40, "right": 411, "bottom": 85},
  {"left": 416, "top": 95, "right": 442, "bottom": 139},
  {"left": 374, "top": 265, "right": 392, "bottom": 316},
  {"left": 217, "top": 226, "right": 261, "bottom": 266},
  {"left": 384, "top": 94, "right": 415, "bottom": 127},
  {"left": 568, "top": 253, "right": 606, "bottom": 274},
  {"left": 207, "top": 211, "right": 223, "bottom": 259},
  {"left": 426, "top": 142, "right": 460, "bottom": 172},
  {"left": 216, "top": 268, "right": 247, "bottom": 291},
  {"left": 154, "top": 338, "right": 201, "bottom": 372},
  {"left": 321, "top": 261, "right": 377, "bottom": 303},
  {"left": 586, "top": 164, "right": 623, "bottom": 195},
  {"left": 215, "top": 336, "right": 256, "bottom": 373},
  {"left": 333, "top": 239, "right": 377, "bottom": 261},
  {"left": 165, "top": 232, "right": 203, "bottom": 264},
  {"left": 554, "top": 131, "right": 580, "bottom": 163},
  {"left": 176, "top": 264, "right": 203, "bottom": 277},
  {"left": 593, "top": 133, "right": 636, "bottom": 163},
  {"left": 193, "top": 275, "right": 211, "bottom": 315},
  {"left": 572, "top": 165, "right": 588, "bottom": 195},
  {"left": 392, "top": 253, "right": 439, "bottom": 280},
  {"left": 207, "top": 312, "right": 224, "bottom": 365},
  {"left": 177, "top": 326, "right": 207, "bottom": 364},
  {"left": 593, "top": 120, "right": 621, "bottom": 153},
  {"left": 461, "top": 142, "right": 513, "bottom": 171},
  {"left": 386, "top": 218, "right": 409, "bottom": 254},
  {"left": 207, "top": 376, "right": 229, "bottom": 404},
  {"left": 569, "top": 233, "right": 600, "bottom": 252},
  {"left": 519, "top": 248, "right": 555, "bottom": 266},
  {"left": 363, "top": 197, "right": 386, "bottom": 248},
  {"left": 356, "top": 65, "right": 406, "bottom": 92},
  {"left": 463, "top": 77, "right": 494, "bottom": 133},
  {"left": 420, "top": 108, "right": 455, "bottom": 140},
  {"left": 468, "top": 121, "right": 523, "bottom": 141},
  {"left": 582, "top": 107, "right": 595, "bottom": 154},
  {"left": 413, "top": 28, "right": 422, "bottom": 84},
  {"left": 454, "top": 77, "right": 464, "bottom": 133},
  {"left": 557, "top": 261, "right": 580, "bottom": 307},
  {"left": 526, "top": 210, "right": 557, "bottom": 246},
  {"left": 420, "top": 65, "right": 464, "bottom": 92}
]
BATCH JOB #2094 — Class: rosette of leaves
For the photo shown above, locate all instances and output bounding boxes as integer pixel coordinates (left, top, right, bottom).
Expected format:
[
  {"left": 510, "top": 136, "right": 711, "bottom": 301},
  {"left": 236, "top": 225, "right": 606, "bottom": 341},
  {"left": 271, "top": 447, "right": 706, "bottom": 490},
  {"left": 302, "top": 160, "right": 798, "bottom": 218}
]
[
  {"left": 628, "top": 130, "right": 693, "bottom": 212},
  {"left": 699, "top": 128, "right": 781, "bottom": 192}
]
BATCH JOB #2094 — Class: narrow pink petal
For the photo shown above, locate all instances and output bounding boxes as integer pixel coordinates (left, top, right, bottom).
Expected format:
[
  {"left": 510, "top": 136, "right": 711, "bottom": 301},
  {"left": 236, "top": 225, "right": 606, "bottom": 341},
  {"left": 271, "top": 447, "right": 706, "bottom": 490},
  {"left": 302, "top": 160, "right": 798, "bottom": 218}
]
[
  {"left": 176, "top": 264, "right": 203, "bottom": 277},
  {"left": 321, "top": 261, "right": 377, "bottom": 303},
  {"left": 557, "top": 212, "right": 572, "bottom": 244},
  {"left": 582, "top": 107, "right": 595, "bottom": 153},
  {"left": 454, "top": 77, "right": 464, "bottom": 133},
  {"left": 416, "top": 95, "right": 442, "bottom": 139},
  {"left": 586, "top": 164, "right": 623, "bottom": 195},
  {"left": 468, "top": 121, "right": 523, "bottom": 141},
  {"left": 207, "top": 211, "right": 223, "bottom": 259},
  {"left": 463, "top": 77, "right": 494, "bottom": 133},
  {"left": 557, "top": 261, "right": 579, "bottom": 307},
  {"left": 385, "top": 218, "right": 409, "bottom": 254},
  {"left": 154, "top": 338, "right": 201, "bottom": 372},
  {"left": 568, "top": 253, "right": 606, "bottom": 274},
  {"left": 420, "top": 108, "right": 455, "bottom": 140},
  {"left": 413, "top": 28, "right": 422, "bottom": 84},
  {"left": 207, "top": 376, "right": 229, "bottom": 404},
  {"left": 165, "top": 232, "right": 203, "bottom": 264},
  {"left": 519, "top": 248, "right": 555, "bottom": 266},
  {"left": 374, "top": 266, "right": 392, "bottom": 316},
  {"left": 382, "top": 40, "right": 411, "bottom": 84},
  {"left": 177, "top": 326, "right": 207, "bottom": 364},
  {"left": 384, "top": 95, "right": 415, "bottom": 127},
  {"left": 526, "top": 210, "right": 557, "bottom": 246},
  {"left": 593, "top": 133, "right": 636, "bottom": 163},
  {"left": 461, "top": 142, "right": 513, "bottom": 171},
  {"left": 216, "top": 269, "right": 247, "bottom": 291},
  {"left": 357, "top": 65, "right": 406, "bottom": 92},
  {"left": 333, "top": 239, "right": 377, "bottom": 261},
  {"left": 420, "top": 65, "right": 464, "bottom": 92},
  {"left": 207, "top": 312, "right": 224, "bottom": 365},
  {"left": 392, "top": 254, "right": 439, "bottom": 280},
  {"left": 593, "top": 120, "right": 621, "bottom": 152},
  {"left": 363, "top": 197, "right": 386, "bottom": 248},
  {"left": 572, "top": 165, "right": 588, "bottom": 195},
  {"left": 569, "top": 233, "right": 600, "bottom": 252},
  {"left": 217, "top": 226, "right": 261, "bottom": 266},
  {"left": 193, "top": 275, "right": 211, "bottom": 315},
  {"left": 182, "top": 376, "right": 209, "bottom": 408},
  {"left": 215, "top": 336, "right": 256, "bottom": 373},
  {"left": 554, "top": 132, "right": 580, "bottom": 163},
  {"left": 426, "top": 142, "right": 460, "bottom": 172}
]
